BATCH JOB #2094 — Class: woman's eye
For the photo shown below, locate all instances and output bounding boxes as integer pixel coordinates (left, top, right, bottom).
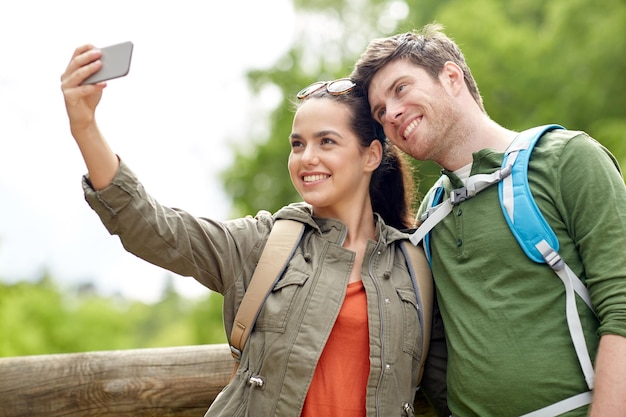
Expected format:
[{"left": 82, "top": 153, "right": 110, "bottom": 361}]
[
  {"left": 291, "top": 140, "right": 303, "bottom": 148},
  {"left": 396, "top": 84, "right": 406, "bottom": 94},
  {"left": 321, "top": 138, "right": 335, "bottom": 145},
  {"left": 377, "top": 109, "right": 386, "bottom": 121}
]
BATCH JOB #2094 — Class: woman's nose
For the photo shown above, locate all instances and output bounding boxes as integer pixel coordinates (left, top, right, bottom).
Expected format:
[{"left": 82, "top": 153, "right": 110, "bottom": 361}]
[{"left": 302, "top": 146, "right": 320, "bottom": 165}]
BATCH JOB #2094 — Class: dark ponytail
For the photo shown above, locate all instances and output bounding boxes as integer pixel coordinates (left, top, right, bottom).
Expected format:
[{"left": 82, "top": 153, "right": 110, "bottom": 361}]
[{"left": 370, "top": 140, "right": 416, "bottom": 229}]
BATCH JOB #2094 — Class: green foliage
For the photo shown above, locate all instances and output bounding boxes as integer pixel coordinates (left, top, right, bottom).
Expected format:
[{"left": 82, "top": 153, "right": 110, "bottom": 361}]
[
  {"left": 437, "top": 0, "right": 626, "bottom": 151},
  {"left": 222, "top": 0, "right": 626, "bottom": 218},
  {"left": 0, "top": 275, "right": 225, "bottom": 357},
  {"left": 222, "top": 0, "right": 431, "bottom": 217}
]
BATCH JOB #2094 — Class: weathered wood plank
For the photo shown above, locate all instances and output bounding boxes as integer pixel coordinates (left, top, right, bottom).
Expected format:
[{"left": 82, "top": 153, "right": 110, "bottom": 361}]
[{"left": 0, "top": 344, "right": 234, "bottom": 417}]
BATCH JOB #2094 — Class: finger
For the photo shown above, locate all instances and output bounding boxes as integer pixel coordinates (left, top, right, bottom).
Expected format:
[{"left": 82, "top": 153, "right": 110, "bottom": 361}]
[
  {"left": 72, "top": 44, "right": 97, "bottom": 59},
  {"left": 61, "top": 60, "right": 103, "bottom": 90},
  {"left": 62, "top": 80, "right": 105, "bottom": 103},
  {"left": 61, "top": 45, "right": 96, "bottom": 78},
  {"left": 60, "top": 65, "right": 106, "bottom": 106},
  {"left": 60, "top": 45, "right": 101, "bottom": 83}
]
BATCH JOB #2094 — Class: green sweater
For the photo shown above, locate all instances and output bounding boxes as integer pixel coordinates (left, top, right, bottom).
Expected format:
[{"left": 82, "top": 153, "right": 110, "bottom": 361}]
[{"left": 421, "top": 130, "right": 626, "bottom": 416}]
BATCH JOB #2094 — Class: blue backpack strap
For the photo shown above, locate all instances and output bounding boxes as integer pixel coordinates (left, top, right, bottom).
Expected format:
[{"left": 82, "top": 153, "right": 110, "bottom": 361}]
[
  {"left": 498, "top": 124, "right": 564, "bottom": 263},
  {"left": 420, "top": 177, "right": 447, "bottom": 264},
  {"left": 499, "top": 124, "right": 593, "bottom": 309},
  {"left": 500, "top": 125, "right": 596, "bottom": 416}
]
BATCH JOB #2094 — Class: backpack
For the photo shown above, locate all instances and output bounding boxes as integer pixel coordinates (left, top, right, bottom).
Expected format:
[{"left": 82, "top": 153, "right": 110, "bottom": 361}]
[
  {"left": 229, "top": 219, "right": 434, "bottom": 385},
  {"left": 410, "top": 125, "right": 595, "bottom": 417}
]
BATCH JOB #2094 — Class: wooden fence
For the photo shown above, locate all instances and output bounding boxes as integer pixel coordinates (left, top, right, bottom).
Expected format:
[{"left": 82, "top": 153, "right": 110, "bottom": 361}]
[{"left": 0, "top": 344, "right": 234, "bottom": 417}]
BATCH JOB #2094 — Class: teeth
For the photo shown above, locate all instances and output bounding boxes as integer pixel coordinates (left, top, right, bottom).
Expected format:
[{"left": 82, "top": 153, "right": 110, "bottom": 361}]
[
  {"left": 303, "top": 174, "right": 328, "bottom": 182},
  {"left": 403, "top": 119, "right": 419, "bottom": 138}
]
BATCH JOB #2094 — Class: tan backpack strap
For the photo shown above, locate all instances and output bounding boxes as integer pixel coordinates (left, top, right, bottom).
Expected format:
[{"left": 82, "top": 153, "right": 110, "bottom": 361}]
[
  {"left": 230, "top": 219, "right": 304, "bottom": 362},
  {"left": 400, "top": 241, "right": 434, "bottom": 384}
]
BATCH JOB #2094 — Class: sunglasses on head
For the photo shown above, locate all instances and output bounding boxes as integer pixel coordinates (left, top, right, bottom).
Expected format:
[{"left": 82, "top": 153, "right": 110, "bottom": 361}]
[{"left": 296, "top": 78, "right": 356, "bottom": 100}]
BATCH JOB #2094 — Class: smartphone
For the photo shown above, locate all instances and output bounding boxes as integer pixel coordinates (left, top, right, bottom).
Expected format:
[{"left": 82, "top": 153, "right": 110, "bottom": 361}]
[{"left": 81, "top": 41, "right": 134, "bottom": 85}]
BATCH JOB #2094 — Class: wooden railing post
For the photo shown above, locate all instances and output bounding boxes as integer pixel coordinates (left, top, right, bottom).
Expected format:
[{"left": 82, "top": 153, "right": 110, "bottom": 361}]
[{"left": 0, "top": 344, "right": 235, "bottom": 416}]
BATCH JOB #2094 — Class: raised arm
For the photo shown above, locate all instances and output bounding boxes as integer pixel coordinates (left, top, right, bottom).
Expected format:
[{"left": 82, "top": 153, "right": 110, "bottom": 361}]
[{"left": 60, "top": 44, "right": 119, "bottom": 189}]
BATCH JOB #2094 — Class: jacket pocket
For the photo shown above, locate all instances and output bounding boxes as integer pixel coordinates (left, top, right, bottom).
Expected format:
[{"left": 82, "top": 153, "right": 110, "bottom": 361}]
[
  {"left": 254, "top": 268, "right": 309, "bottom": 332},
  {"left": 396, "top": 287, "right": 423, "bottom": 361}
]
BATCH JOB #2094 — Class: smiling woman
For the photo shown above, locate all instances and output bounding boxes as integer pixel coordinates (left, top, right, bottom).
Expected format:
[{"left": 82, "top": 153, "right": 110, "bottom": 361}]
[{"left": 59, "top": 29, "right": 432, "bottom": 414}]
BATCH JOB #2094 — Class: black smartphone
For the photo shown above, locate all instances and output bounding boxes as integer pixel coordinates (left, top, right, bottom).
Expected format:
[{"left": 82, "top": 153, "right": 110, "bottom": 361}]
[{"left": 81, "top": 41, "right": 134, "bottom": 85}]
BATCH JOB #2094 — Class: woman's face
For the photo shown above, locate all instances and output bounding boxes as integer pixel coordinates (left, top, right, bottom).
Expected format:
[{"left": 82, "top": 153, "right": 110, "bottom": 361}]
[{"left": 288, "top": 98, "right": 381, "bottom": 218}]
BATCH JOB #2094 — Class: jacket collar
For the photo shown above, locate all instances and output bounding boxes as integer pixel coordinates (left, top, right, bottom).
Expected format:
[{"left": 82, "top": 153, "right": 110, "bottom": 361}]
[{"left": 274, "top": 202, "right": 409, "bottom": 247}]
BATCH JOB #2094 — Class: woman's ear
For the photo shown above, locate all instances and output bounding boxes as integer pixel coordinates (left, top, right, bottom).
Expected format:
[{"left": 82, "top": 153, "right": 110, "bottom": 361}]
[{"left": 365, "top": 139, "right": 383, "bottom": 172}]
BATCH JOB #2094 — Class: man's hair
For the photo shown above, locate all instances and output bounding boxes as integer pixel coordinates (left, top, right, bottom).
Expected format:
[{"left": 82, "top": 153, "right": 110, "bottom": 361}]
[{"left": 350, "top": 23, "right": 485, "bottom": 113}]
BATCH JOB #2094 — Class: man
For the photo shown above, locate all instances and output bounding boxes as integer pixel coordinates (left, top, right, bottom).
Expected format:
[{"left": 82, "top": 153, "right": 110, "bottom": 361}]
[{"left": 351, "top": 23, "right": 626, "bottom": 416}]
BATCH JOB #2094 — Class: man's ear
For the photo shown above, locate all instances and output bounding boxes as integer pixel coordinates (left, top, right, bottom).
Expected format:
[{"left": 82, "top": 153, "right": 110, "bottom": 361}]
[
  {"left": 439, "top": 61, "right": 465, "bottom": 94},
  {"left": 365, "top": 139, "right": 383, "bottom": 172}
]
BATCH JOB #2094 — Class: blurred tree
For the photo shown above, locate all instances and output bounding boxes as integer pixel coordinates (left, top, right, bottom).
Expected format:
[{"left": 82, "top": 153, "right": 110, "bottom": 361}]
[
  {"left": 0, "top": 275, "right": 135, "bottom": 356},
  {"left": 222, "top": 0, "right": 445, "bottom": 217},
  {"left": 437, "top": 0, "right": 626, "bottom": 154},
  {"left": 189, "top": 291, "right": 228, "bottom": 344},
  {"left": 0, "top": 274, "right": 224, "bottom": 357},
  {"left": 222, "top": 0, "right": 625, "bottom": 218}
]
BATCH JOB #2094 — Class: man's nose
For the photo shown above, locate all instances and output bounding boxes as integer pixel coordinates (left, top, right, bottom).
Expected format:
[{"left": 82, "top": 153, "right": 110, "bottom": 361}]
[{"left": 385, "top": 101, "right": 404, "bottom": 124}]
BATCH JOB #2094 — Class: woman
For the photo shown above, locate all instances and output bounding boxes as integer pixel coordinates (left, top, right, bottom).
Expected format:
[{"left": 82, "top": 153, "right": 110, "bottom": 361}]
[{"left": 61, "top": 44, "right": 428, "bottom": 417}]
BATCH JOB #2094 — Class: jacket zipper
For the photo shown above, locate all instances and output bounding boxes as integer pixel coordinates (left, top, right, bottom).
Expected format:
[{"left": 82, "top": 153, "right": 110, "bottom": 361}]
[{"left": 369, "top": 238, "right": 384, "bottom": 417}]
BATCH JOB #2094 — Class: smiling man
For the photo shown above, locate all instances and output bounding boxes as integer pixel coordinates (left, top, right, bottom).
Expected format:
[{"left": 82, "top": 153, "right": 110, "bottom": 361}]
[{"left": 351, "top": 23, "right": 626, "bottom": 417}]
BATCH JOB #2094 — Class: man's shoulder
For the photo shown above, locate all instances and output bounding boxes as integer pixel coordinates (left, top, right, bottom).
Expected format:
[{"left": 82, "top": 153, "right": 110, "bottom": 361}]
[
  {"left": 535, "top": 128, "right": 617, "bottom": 168},
  {"left": 536, "top": 127, "right": 587, "bottom": 150},
  {"left": 529, "top": 128, "right": 593, "bottom": 169}
]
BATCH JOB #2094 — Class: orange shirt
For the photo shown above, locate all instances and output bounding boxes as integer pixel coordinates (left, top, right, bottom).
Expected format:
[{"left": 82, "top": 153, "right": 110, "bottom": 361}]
[{"left": 301, "top": 280, "right": 370, "bottom": 417}]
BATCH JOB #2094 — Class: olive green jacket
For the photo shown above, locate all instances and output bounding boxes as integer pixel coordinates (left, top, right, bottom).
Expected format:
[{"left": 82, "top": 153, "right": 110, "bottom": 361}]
[{"left": 83, "top": 160, "right": 428, "bottom": 417}]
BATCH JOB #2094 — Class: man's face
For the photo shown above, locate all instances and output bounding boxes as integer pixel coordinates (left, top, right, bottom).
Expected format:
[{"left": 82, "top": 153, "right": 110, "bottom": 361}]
[{"left": 368, "top": 59, "right": 458, "bottom": 162}]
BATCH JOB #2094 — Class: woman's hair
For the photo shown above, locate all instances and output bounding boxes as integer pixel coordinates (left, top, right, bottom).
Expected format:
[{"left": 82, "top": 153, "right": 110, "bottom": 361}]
[
  {"left": 294, "top": 84, "right": 416, "bottom": 230},
  {"left": 350, "top": 23, "right": 485, "bottom": 113}
]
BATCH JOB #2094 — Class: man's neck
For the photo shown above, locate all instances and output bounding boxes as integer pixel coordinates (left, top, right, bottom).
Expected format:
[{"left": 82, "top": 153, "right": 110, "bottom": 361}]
[{"left": 439, "top": 117, "right": 516, "bottom": 171}]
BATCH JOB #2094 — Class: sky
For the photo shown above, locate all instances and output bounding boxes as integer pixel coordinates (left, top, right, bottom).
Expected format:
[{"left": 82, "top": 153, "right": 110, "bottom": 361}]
[{"left": 0, "top": 0, "right": 296, "bottom": 303}]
